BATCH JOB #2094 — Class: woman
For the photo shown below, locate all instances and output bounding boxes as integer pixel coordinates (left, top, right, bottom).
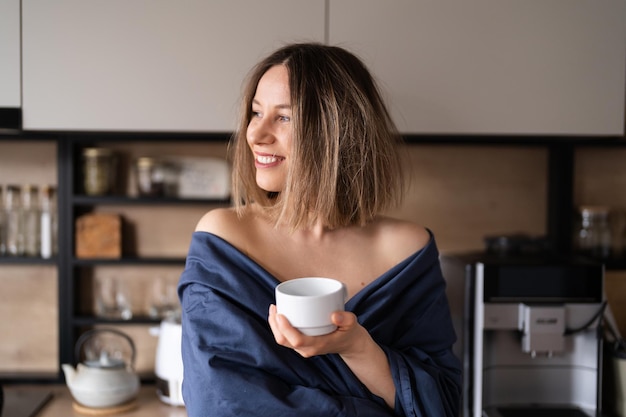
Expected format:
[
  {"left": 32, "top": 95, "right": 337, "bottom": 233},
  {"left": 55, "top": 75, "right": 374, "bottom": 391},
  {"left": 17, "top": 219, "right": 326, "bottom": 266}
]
[{"left": 178, "top": 42, "right": 461, "bottom": 417}]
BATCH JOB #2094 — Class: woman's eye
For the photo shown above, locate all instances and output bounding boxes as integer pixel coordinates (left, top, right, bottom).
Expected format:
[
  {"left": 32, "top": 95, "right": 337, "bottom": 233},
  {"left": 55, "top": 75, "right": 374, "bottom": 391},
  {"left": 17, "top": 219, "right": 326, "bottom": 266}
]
[
  {"left": 251, "top": 111, "right": 261, "bottom": 118},
  {"left": 278, "top": 115, "right": 291, "bottom": 122}
]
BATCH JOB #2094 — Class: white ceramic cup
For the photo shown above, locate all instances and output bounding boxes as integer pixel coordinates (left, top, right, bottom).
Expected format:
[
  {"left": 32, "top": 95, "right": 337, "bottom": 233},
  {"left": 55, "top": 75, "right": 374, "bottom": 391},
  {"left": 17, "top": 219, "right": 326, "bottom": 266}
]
[{"left": 275, "top": 277, "right": 347, "bottom": 336}]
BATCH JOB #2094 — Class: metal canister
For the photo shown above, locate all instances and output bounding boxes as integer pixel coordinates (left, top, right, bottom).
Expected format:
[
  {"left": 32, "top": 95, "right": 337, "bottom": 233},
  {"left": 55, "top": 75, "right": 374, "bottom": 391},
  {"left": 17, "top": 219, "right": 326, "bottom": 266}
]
[{"left": 83, "top": 148, "right": 116, "bottom": 196}]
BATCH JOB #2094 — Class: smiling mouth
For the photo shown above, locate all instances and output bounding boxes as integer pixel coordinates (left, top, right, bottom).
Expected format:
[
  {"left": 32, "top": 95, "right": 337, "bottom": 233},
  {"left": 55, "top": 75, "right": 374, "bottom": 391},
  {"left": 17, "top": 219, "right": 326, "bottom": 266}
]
[{"left": 255, "top": 154, "right": 285, "bottom": 165}]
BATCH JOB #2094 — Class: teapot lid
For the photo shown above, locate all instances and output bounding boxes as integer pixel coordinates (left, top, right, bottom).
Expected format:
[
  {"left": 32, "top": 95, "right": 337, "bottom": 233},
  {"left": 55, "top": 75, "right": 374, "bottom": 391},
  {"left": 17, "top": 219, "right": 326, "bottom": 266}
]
[
  {"left": 76, "top": 328, "right": 136, "bottom": 369},
  {"left": 84, "top": 350, "right": 126, "bottom": 369}
]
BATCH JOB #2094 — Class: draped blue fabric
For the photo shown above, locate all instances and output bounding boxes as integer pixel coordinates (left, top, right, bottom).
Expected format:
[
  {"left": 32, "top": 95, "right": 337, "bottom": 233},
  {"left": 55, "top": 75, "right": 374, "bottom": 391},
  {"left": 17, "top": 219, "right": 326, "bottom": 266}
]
[{"left": 178, "top": 231, "right": 461, "bottom": 417}]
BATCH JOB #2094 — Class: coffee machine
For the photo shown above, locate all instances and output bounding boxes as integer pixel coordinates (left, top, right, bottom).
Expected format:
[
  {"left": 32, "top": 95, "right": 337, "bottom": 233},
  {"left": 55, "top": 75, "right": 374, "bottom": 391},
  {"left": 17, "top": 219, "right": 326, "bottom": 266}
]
[{"left": 442, "top": 254, "right": 605, "bottom": 417}]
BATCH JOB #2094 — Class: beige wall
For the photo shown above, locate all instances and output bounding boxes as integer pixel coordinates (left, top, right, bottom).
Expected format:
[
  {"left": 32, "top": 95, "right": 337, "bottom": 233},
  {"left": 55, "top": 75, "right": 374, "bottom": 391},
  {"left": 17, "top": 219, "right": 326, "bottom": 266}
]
[
  {"left": 1, "top": 140, "right": 624, "bottom": 376},
  {"left": 0, "top": 142, "right": 58, "bottom": 374},
  {"left": 392, "top": 144, "right": 547, "bottom": 253}
]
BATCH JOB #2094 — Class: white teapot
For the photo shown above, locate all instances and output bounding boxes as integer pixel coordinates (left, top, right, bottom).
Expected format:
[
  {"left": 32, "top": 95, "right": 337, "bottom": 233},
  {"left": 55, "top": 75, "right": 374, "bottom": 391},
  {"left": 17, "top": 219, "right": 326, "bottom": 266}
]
[{"left": 62, "top": 328, "right": 140, "bottom": 408}]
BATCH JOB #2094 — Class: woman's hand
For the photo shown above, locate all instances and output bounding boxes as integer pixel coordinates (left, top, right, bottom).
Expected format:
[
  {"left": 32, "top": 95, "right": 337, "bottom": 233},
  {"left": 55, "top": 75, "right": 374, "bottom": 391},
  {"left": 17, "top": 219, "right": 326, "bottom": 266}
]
[
  {"left": 267, "top": 304, "right": 367, "bottom": 358},
  {"left": 268, "top": 304, "right": 396, "bottom": 408}
]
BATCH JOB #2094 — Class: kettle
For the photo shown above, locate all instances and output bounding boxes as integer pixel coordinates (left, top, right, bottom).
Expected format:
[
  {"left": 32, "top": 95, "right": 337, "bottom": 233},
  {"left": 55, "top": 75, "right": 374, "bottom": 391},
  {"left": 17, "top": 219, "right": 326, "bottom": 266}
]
[
  {"left": 149, "top": 313, "right": 185, "bottom": 406},
  {"left": 62, "top": 328, "right": 140, "bottom": 408}
]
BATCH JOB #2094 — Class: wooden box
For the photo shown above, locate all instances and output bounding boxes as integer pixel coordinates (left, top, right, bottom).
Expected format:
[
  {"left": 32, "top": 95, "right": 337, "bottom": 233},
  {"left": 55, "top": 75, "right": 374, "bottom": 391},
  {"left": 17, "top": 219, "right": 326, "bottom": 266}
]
[{"left": 75, "top": 213, "right": 122, "bottom": 258}]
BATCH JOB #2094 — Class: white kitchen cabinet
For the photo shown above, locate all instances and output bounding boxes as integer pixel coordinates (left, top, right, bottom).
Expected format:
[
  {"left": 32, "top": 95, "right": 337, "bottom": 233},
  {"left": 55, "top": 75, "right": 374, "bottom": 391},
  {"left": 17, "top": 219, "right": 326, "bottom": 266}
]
[
  {"left": 329, "top": 0, "right": 626, "bottom": 135},
  {"left": 22, "top": 1, "right": 325, "bottom": 132},
  {"left": 0, "top": 0, "right": 21, "bottom": 107}
]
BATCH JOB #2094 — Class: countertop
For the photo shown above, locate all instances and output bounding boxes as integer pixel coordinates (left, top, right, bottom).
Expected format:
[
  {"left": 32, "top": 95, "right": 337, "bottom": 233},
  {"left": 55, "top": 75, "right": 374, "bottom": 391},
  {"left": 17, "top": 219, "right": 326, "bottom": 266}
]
[{"left": 2, "top": 384, "right": 187, "bottom": 417}]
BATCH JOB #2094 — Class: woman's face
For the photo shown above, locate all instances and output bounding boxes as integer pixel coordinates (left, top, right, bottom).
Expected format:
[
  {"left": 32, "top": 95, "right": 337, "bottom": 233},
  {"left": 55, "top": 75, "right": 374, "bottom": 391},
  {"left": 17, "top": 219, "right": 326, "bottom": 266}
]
[{"left": 247, "top": 65, "right": 293, "bottom": 193}]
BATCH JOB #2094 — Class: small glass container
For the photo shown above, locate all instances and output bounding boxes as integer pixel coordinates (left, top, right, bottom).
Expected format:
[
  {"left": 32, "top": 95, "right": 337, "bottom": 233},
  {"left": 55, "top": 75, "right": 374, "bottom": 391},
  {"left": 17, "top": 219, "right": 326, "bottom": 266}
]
[
  {"left": 95, "top": 276, "right": 133, "bottom": 320},
  {"left": 83, "top": 148, "right": 116, "bottom": 196},
  {"left": 575, "top": 205, "right": 612, "bottom": 259},
  {"left": 134, "top": 157, "right": 166, "bottom": 197}
]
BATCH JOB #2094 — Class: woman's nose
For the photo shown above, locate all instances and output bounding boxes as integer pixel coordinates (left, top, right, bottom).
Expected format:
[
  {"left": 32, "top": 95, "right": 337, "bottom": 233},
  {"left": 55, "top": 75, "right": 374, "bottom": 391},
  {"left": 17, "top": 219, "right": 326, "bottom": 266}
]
[{"left": 247, "top": 117, "right": 274, "bottom": 145}]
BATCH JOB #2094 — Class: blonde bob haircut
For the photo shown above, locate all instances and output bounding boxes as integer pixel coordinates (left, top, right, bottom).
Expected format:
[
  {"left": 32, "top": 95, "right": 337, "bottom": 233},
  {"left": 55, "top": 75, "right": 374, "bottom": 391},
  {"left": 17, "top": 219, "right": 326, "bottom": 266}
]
[{"left": 230, "top": 42, "right": 405, "bottom": 230}]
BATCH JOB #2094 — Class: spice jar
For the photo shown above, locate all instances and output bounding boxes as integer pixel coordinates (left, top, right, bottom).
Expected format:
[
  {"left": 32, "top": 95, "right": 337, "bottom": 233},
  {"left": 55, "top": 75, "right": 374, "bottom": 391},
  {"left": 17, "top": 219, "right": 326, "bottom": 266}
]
[
  {"left": 83, "top": 148, "right": 116, "bottom": 196},
  {"left": 575, "top": 206, "right": 612, "bottom": 259}
]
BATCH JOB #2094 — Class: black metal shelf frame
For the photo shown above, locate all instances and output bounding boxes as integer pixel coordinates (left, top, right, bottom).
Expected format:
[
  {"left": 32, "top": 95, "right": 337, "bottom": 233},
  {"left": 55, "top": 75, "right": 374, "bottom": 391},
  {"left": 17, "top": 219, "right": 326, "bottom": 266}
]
[
  {"left": 72, "top": 195, "right": 231, "bottom": 206},
  {"left": 0, "top": 256, "right": 57, "bottom": 264},
  {"left": 72, "top": 315, "right": 162, "bottom": 326}
]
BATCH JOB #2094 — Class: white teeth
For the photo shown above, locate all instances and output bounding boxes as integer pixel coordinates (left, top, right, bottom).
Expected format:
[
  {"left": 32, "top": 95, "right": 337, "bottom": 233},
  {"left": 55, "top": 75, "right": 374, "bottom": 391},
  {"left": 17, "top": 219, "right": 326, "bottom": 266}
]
[{"left": 257, "top": 155, "right": 279, "bottom": 164}]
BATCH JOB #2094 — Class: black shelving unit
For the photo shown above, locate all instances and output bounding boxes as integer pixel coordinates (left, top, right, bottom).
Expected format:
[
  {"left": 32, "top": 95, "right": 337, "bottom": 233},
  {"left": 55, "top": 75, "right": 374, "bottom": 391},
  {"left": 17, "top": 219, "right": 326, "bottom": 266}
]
[
  {"left": 58, "top": 133, "right": 233, "bottom": 371},
  {"left": 1, "top": 131, "right": 625, "bottom": 383},
  {"left": 0, "top": 257, "right": 57, "bottom": 265}
]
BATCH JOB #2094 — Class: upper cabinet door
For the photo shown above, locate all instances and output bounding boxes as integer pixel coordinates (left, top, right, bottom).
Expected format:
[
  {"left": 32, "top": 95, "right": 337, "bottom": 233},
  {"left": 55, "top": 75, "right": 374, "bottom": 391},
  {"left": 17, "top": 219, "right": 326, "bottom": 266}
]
[
  {"left": 22, "top": 1, "right": 325, "bottom": 132},
  {"left": 329, "top": 1, "right": 626, "bottom": 135},
  {"left": 0, "top": 0, "right": 21, "bottom": 108}
]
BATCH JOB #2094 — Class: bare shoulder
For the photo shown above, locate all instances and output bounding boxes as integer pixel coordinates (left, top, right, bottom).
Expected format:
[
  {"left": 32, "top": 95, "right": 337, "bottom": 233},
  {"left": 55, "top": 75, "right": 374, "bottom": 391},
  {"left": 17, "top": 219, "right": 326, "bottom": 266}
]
[
  {"left": 373, "top": 216, "right": 431, "bottom": 260},
  {"left": 195, "top": 207, "right": 240, "bottom": 234},
  {"left": 194, "top": 205, "right": 260, "bottom": 255}
]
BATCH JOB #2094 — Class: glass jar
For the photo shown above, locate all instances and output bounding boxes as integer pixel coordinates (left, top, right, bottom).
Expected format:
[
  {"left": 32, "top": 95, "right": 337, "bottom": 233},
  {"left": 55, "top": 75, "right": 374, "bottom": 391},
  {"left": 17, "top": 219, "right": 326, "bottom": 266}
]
[
  {"left": 134, "top": 157, "right": 165, "bottom": 197},
  {"left": 83, "top": 148, "right": 116, "bottom": 196},
  {"left": 575, "top": 205, "right": 612, "bottom": 259}
]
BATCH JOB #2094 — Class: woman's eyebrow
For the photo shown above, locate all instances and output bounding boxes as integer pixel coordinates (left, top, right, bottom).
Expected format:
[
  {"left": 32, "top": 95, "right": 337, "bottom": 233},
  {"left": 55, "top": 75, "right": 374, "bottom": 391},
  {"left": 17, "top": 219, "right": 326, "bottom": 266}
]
[{"left": 252, "top": 99, "right": 291, "bottom": 110}]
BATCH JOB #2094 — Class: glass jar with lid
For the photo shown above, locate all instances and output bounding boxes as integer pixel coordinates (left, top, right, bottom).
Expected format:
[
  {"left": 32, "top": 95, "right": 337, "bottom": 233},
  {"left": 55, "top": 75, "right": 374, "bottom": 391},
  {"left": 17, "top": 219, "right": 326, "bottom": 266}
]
[
  {"left": 83, "top": 147, "right": 117, "bottom": 196},
  {"left": 134, "top": 157, "right": 165, "bottom": 197},
  {"left": 574, "top": 205, "right": 612, "bottom": 259},
  {"left": 134, "top": 157, "right": 179, "bottom": 197}
]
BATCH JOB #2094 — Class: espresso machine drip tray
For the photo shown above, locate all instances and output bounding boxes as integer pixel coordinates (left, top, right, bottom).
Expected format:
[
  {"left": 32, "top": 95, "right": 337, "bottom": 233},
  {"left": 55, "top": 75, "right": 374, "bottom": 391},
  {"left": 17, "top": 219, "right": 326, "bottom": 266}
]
[{"left": 485, "top": 406, "right": 592, "bottom": 417}]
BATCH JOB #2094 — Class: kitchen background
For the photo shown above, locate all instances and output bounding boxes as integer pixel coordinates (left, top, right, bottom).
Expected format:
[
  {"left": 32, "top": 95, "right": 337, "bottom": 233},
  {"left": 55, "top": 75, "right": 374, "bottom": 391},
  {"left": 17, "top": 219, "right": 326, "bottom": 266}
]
[{"left": 1, "top": 0, "right": 625, "bottom": 386}]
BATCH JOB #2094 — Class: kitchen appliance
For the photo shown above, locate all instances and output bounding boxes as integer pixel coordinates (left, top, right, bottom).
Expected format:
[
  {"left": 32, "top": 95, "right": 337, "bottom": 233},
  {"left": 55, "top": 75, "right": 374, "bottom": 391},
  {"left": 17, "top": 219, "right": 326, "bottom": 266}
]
[
  {"left": 441, "top": 253, "right": 605, "bottom": 417},
  {"left": 151, "top": 315, "right": 185, "bottom": 406},
  {"left": 62, "top": 328, "right": 140, "bottom": 409}
]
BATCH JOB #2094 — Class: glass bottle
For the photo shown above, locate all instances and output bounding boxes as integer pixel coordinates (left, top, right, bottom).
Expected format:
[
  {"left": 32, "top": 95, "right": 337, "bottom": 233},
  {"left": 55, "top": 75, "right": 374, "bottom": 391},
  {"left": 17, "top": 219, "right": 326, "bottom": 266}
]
[
  {"left": 575, "top": 206, "right": 612, "bottom": 259},
  {"left": 0, "top": 185, "right": 5, "bottom": 256},
  {"left": 5, "top": 184, "right": 23, "bottom": 256},
  {"left": 40, "top": 185, "right": 58, "bottom": 259},
  {"left": 22, "top": 184, "right": 40, "bottom": 257}
]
